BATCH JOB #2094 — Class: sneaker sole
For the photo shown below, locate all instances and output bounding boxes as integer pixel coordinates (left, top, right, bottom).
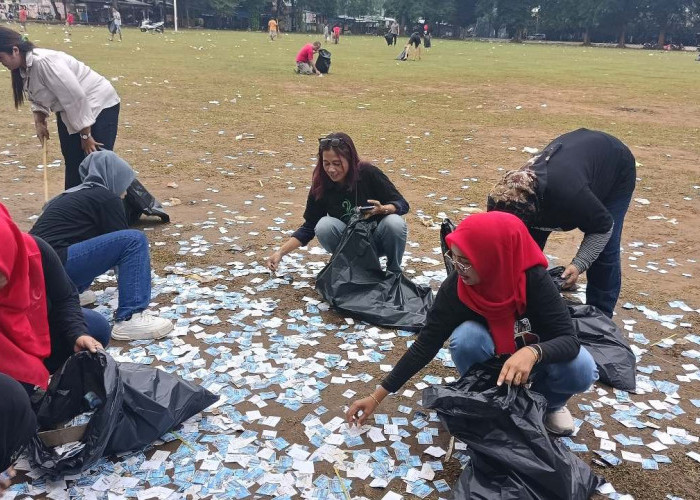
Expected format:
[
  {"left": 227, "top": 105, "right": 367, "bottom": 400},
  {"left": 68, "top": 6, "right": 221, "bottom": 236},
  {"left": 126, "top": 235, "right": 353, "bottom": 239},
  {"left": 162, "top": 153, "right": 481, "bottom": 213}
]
[
  {"left": 111, "top": 322, "right": 173, "bottom": 341},
  {"left": 544, "top": 424, "right": 574, "bottom": 437}
]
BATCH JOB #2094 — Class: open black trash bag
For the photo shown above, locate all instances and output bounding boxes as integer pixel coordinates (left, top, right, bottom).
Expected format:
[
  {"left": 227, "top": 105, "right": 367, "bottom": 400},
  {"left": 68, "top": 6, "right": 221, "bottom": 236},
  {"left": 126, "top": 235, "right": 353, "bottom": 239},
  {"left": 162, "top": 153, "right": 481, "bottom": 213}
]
[
  {"left": 384, "top": 33, "right": 393, "bottom": 45},
  {"left": 124, "top": 179, "right": 170, "bottom": 224},
  {"left": 423, "top": 364, "right": 603, "bottom": 500},
  {"left": 315, "top": 215, "right": 434, "bottom": 331},
  {"left": 30, "top": 351, "right": 218, "bottom": 474},
  {"left": 570, "top": 304, "right": 636, "bottom": 391},
  {"left": 316, "top": 49, "right": 331, "bottom": 74},
  {"left": 396, "top": 48, "right": 408, "bottom": 60}
]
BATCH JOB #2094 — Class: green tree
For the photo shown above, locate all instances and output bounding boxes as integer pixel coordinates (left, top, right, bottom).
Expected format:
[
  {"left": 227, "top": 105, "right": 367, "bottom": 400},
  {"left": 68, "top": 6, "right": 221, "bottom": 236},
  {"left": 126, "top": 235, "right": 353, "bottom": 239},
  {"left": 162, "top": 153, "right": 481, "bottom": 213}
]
[
  {"left": 643, "top": 0, "right": 690, "bottom": 46},
  {"left": 476, "top": 0, "right": 538, "bottom": 41},
  {"left": 604, "top": 0, "right": 643, "bottom": 47},
  {"left": 539, "top": 0, "right": 609, "bottom": 44},
  {"left": 207, "top": 0, "right": 240, "bottom": 16}
]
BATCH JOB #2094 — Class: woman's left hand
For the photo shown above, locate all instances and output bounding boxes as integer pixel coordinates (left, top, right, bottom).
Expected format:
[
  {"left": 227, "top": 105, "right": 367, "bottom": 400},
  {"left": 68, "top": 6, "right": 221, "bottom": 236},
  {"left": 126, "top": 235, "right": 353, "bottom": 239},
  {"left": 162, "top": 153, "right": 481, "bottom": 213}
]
[
  {"left": 74, "top": 335, "right": 104, "bottom": 353},
  {"left": 497, "top": 347, "right": 538, "bottom": 387},
  {"left": 81, "top": 136, "right": 104, "bottom": 155},
  {"left": 363, "top": 199, "right": 392, "bottom": 219}
]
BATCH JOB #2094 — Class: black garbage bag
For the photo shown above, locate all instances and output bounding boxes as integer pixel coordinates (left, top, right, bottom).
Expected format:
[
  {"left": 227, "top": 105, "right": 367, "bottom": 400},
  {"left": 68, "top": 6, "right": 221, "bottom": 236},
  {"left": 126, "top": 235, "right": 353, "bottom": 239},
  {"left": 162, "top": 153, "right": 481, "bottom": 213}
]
[
  {"left": 423, "top": 364, "right": 603, "bottom": 500},
  {"left": 316, "top": 49, "right": 331, "bottom": 74},
  {"left": 440, "top": 218, "right": 456, "bottom": 275},
  {"left": 124, "top": 179, "right": 170, "bottom": 224},
  {"left": 396, "top": 48, "right": 408, "bottom": 61},
  {"left": 547, "top": 265, "right": 567, "bottom": 291},
  {"left": 315, "top": 215, "right": 434, "bottom": 331},
  {"left": 30, "top": 351, "right": 218, "bottom": 474},
  {"left": 570, "top": 304, "right": 636, "bottom": 391},
  {"left": 384, "top": 33, "right": 393, "bottom": 45},
  {"left": 108, "top": 361, "right": 219, "bottom": 453}
]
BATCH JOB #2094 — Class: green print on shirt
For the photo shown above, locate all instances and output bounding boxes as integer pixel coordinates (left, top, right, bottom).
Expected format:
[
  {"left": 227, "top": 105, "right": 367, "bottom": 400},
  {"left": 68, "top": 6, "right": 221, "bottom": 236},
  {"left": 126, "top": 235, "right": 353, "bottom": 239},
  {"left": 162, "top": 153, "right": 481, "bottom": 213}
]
[{"left": 341, "top": 199, "right": 355, "bottom": 221}]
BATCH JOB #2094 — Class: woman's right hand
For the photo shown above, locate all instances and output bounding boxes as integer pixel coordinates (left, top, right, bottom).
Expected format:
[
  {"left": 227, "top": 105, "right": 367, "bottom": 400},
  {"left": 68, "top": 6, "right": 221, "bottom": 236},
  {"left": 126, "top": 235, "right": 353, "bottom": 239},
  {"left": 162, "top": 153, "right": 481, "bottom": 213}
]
[
  {"left": 34, "top": 118, "right": 49, "bottom": 144},
  {"left": 0, "top": 466, "right": 16, "bottom": 492},
  {"left": 267, "top": 251, "right": 282, "bottom": 272},
  {"left": 346, "top": 396, "right": 379, "bottom": 426}
]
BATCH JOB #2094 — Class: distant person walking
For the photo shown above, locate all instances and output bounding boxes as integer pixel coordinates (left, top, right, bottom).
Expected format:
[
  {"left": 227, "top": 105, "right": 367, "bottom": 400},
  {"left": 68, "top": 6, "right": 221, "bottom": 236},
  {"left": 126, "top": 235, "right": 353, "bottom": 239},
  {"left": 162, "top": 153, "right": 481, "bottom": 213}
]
[
  {"left": 295, "top": 40, "right": 321, "bottom": 75},
  {"left": 0, "top": 27, "right": 121, "bottom": 189},
  {"left": 323, "top": 23, "right": 330, "bottom": 43},
  {"left": 389, "top": 20, "right": 399, "bottom": 45},
  {"left": 332, "top": 25, "right": 340, "bottom": 44},
  {"left": 18, "top": 7, "right": 27, "bottom": 31},
  {"left": 66, "top": 12, "right": 74, "bottom": 33},
  {"left": 268, "top": 18, "right": 278, "bottom": 41},
  {"left": 109, "top": 7, "right": 122, "bottom": 42}
]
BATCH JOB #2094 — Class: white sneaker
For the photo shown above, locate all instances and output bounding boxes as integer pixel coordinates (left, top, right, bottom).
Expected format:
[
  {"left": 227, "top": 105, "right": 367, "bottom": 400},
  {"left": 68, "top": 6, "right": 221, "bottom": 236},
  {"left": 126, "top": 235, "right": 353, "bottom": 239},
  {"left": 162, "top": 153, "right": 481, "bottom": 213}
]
[
  {"left": 79, "top": 290, "right": 97, "bottom": 306},
  {"left": 112, "top": 311, "right": 173, "bottom": 341},
  {"left": 544, "top": 406, "right": 575, "bottom": 436}
]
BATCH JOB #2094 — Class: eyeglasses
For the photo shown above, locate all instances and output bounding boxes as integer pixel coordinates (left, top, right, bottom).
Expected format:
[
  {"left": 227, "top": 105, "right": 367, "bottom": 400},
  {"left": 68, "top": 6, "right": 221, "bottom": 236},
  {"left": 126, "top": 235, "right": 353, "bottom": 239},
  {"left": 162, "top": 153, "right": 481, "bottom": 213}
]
[
  {"left": 319, "top": 136, "right": 344, "bottom": 147},
  {"left": 444, "top": 250, "right": 473, "bottom": 275}
]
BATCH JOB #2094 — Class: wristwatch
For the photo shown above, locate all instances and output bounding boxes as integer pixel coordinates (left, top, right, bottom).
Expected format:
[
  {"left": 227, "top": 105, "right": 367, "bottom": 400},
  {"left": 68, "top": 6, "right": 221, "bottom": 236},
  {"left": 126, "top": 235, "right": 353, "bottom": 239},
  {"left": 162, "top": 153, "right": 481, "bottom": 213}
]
[{"left": 80, "top": 133, "right": 91, "bottom": 140}]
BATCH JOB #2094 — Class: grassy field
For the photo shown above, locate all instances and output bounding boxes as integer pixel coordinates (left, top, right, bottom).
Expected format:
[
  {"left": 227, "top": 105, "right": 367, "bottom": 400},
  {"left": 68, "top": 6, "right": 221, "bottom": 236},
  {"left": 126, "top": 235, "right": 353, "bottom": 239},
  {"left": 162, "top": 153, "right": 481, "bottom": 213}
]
[{"left": 2, "top": 25, "right": 700, "bottom": 499}]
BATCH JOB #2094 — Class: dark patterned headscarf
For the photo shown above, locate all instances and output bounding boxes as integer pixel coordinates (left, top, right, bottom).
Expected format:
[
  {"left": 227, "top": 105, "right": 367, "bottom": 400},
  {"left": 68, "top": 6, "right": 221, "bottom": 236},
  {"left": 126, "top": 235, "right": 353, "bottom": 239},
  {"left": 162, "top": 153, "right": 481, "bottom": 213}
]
[{"left": 487, "top": 166, "right": 539, "bottom": 225}]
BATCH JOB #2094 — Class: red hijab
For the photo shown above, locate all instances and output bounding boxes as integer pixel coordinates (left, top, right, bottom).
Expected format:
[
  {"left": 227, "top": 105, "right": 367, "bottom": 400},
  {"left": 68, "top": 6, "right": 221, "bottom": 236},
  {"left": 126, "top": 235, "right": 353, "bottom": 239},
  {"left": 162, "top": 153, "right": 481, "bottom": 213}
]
[
  {"left": 0, "top": 204, "right": 51, "bottom": 388},
  {"left": 445, "top": 212, "right": 548, "bottom": 355}
]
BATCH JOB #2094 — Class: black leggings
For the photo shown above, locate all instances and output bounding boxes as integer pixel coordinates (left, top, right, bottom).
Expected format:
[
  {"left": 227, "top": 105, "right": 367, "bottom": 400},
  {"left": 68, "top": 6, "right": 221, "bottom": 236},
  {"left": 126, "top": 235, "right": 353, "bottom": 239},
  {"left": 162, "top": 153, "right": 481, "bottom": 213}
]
[
  {"left": 0, "top": 373, "right": 37, "bottom": 471},
  {"left": 57, "top": 103, "right": 120, "bottom": 189}
]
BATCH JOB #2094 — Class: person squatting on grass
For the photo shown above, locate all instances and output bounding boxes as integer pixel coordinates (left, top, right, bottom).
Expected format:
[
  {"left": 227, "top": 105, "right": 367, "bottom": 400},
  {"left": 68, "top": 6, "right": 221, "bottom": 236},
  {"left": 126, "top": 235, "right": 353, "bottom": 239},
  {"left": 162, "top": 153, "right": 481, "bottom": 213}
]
[
  {"left": 0, "top": 203, "right": 112, "bottom": 488},
  {"left": 295, "top": 40, "right": 321, "bottom": 75},
  {"left": 347, "top": 212, "right": 598, "bottom": 437},
  {"left": 0, "top": 26, "right": 121, "bottom": 190},
  {"left": 488, "top": 128, "right": 636, "bottom": 318},
  {"left": 267, "top": 132, "right": 409, "bottom": 275},
  {"left": 30, "top": 151, "right": 174, "bottom": 342}
]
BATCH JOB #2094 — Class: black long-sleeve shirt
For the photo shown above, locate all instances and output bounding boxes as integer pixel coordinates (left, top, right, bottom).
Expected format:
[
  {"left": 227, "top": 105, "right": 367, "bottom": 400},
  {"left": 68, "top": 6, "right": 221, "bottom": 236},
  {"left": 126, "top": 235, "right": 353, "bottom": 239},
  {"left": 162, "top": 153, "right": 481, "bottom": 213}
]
[
  {"left": 381, "top": 266, "right": 580, "bottom": 393},
  {"left": 33, "top": 235, "right": 86, "bottom": 349},
  {"left": 532, "top": 128, "right": 636, "bottom": 235},
  {"left": 291, "top": 163, "right": 409, "bottom": 246},
  {"left": 30, "top": 186, "right": 128, "bottom": 263}
]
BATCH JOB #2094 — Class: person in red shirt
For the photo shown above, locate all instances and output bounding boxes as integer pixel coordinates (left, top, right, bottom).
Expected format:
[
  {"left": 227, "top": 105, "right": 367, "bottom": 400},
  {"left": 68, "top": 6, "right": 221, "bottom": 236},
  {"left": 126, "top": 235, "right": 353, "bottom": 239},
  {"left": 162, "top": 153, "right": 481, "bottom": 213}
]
[
  {"left": 295, "top": 41, "right": 321, "bottom": 75},
  {"left": 66, "top": 12, "right": 74, "bottom": 33},
  {"left": 18, "top": 7, "right": 27, "bottom": 31},
  {"left": 332, "top": 25, "right": 341, "bottom": 44}
]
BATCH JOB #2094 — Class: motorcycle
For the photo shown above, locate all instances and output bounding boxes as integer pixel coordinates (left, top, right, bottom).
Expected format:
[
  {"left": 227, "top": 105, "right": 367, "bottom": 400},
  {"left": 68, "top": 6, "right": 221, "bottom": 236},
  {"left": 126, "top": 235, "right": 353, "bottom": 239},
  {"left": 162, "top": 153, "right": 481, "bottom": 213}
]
[{"left": 140, "top": 19, "right": 164, "bottom": 33}]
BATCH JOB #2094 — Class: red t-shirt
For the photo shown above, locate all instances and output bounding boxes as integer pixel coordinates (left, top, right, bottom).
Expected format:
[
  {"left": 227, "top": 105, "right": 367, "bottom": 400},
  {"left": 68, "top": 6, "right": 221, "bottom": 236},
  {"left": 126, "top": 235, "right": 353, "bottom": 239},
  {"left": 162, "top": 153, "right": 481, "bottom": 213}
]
[
  {"left": 333, "top": 26, "right": 340, "bottom": 35},
  {"left": 19, "top": 9, "right": 27, "bottom": 21},
  {"left": 67, "top": 13, "right": 74, "bottom": 24},
  {"left": 296, "top": 43, "right": 314, "bottom": 63}
]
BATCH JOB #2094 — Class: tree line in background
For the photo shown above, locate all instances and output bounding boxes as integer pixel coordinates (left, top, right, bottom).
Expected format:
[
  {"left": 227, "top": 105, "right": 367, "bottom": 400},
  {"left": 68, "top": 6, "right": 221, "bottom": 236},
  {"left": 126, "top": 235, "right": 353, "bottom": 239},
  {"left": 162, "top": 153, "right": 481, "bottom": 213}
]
[{"left": 381, "top": 0, "right": 699, "bottom": 46}]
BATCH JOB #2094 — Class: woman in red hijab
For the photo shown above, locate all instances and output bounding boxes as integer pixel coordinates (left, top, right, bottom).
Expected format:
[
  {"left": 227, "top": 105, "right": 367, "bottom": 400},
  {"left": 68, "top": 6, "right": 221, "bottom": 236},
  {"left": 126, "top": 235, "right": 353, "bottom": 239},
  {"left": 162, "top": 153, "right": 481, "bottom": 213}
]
[
  {"left": 347, "top": 211, "right": 597, "bottom": 436},
  {"left": 0, "top": 203, "right": 110, "bottom": 485}
]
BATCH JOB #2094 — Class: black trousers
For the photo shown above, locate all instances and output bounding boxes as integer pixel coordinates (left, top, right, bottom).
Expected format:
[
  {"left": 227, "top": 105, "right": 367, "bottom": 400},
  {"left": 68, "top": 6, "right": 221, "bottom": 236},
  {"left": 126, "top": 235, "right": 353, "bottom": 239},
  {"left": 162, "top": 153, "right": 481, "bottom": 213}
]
[
  {"left": 392, "top": 34, "right": 397, "bottom": 45},
  {"left": 57, "top": 103, "right": 120, "bottom": 189},
  {"left": 0, "top": 373, "right": 37, "bottom": 471}
]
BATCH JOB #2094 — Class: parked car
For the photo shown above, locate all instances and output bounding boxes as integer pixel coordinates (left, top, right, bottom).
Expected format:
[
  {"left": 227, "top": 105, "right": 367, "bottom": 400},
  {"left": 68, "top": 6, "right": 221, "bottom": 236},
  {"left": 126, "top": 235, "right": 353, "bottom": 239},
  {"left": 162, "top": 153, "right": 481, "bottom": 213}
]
[{"left": 527, "top": 33, "right": 546, "bottom": 41}]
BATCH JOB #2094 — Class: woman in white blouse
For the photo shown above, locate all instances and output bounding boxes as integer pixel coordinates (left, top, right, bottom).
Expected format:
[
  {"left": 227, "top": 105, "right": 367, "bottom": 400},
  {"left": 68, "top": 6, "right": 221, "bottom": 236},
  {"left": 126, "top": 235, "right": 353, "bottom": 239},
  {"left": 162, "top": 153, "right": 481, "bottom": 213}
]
[{"left": 0, "top": 27, "right": 121, "bottom": 189}]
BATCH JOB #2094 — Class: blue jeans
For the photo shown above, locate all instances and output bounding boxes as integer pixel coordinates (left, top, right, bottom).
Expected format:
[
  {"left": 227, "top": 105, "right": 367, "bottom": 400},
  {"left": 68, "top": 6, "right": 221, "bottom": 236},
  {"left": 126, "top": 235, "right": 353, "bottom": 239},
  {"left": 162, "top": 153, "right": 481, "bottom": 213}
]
[
  {"left": 65, "top": 230, "right": 151, "bottom": 321},
  {"left": 315, "top": 215, "right": 408, "bottom": 273},
  {"left": 586, "top": 193, "right": 633, "bottom": 318},
  {"left": 449, "top": 321, "right": 598, "bottom": 410},
  {"left": 83, "top": 308, "right": 111, "bottom": 346}
]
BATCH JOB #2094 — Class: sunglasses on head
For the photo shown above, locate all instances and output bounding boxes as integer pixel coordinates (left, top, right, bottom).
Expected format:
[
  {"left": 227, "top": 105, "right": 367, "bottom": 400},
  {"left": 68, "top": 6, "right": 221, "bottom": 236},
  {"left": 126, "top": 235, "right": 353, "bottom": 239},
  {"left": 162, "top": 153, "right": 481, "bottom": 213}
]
[
  {"left": 444, "top": 250, "right": 473, "bottom": 275},
  {"left": 319, "top": 136, "right": 344, "bottom": 147}
]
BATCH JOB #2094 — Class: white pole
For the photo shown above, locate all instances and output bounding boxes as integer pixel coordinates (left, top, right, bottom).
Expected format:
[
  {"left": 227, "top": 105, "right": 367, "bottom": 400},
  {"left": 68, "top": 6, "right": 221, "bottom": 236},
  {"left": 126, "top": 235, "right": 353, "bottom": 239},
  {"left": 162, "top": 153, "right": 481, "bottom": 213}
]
[{"left": 173, "top": 0, "right": 178, "bottom": 31}]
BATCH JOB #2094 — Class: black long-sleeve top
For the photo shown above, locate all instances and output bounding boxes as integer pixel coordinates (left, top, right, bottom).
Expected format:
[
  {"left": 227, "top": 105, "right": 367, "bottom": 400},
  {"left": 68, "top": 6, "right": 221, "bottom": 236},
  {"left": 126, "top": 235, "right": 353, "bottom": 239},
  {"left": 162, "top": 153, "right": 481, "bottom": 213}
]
[
  {"left": 532, "top": 128, "right": 636, "bottom": 235},
  {"left": 30, "top": 186, "right": 128, "bottom": 263},
  {"left": 33, "top": 235, "right": 86, "bottom": 349},
  {"left": 381, "top": 266, "right": 580, "bottom": 393},
  {"left": 291, "top": 163, "right": 409, "bottom": 246}
]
